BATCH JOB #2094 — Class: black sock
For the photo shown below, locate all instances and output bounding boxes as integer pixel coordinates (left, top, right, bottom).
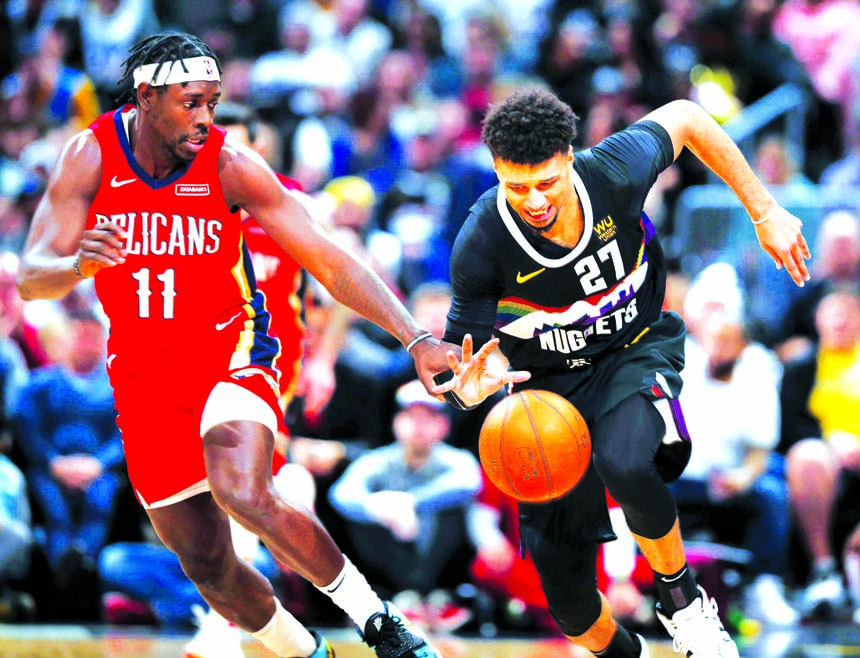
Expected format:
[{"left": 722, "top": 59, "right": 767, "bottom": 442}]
[
  {"left": 654, "top": 563, "right": 700, "bottom": 616},
  {"left": 594, "top": 625, "right": 641, "bottom": 658}
]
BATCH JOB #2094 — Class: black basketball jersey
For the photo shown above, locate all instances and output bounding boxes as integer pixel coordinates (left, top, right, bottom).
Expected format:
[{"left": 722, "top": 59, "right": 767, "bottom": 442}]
[{"left": 444, "top": 120, "right": 675, "bottom": 375}]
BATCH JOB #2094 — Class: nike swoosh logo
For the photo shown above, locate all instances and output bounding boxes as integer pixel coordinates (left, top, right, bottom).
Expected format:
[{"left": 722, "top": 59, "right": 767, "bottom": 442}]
[
  {"left": 325, "top": 573, "right": 346, "bottom": 594},
  {"left": 660, "top": 567, "right": 688, "bottom": 583},
  {"left": 110, "top": 175, "right": 136, "bottom": 188},
  {"left": 215, "top": 312, "right": 242, "bottom": 331},
  {"left": 516, "top": 267, "right": 546, "bottom": 284}
]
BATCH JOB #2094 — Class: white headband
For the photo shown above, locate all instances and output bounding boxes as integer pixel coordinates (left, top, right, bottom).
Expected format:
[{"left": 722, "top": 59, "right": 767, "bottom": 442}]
[{"left": 132, "top": 56, "right": 220, "bottom": 87}]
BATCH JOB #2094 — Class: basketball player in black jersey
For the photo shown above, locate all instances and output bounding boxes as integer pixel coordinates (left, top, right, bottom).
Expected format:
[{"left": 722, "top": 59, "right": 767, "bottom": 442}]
[{"left": 423, "top": 89, "right": 811, "bottom": 658}]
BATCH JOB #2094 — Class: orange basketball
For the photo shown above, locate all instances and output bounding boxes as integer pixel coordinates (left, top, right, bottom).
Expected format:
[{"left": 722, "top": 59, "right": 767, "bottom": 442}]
[{"left": 479, "top": 390, "right": 591, "bottom": 503}]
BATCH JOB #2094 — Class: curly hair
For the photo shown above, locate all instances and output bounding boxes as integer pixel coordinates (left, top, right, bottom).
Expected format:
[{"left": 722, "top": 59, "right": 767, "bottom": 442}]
[
  {"left": 117, "top": 32, "right": 221, "bottom": 106},
  {"left": 481, "top": 88, "right": 578, "bottom": 165}
]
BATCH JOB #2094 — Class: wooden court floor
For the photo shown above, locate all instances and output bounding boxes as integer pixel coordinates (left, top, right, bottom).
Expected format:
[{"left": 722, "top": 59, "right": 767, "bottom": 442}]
[
  {"left": 0, "top": 625, "right": 675, "bottom": 658},
  {"left": 2, "top": 623, "right": 860, "bottom": 658}
]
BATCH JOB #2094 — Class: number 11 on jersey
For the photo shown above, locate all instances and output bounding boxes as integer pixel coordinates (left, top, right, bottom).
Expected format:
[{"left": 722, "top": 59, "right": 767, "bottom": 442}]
[{"left": 132, "top": 267, "right": 176, "bottom": 319}]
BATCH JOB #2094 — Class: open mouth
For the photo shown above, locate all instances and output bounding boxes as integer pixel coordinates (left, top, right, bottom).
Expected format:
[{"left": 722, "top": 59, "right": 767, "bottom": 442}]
[
  {"left": 184, "top": 136, "right": 207, "bottom": 152},
  {"left": 526, "top": 207, "right": 553, "bottom": 223}
]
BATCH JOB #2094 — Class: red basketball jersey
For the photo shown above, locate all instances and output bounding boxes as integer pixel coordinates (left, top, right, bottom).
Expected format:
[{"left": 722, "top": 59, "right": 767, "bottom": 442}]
[{"left": 87, "top": 106, "right": 278, "bottom": 373}]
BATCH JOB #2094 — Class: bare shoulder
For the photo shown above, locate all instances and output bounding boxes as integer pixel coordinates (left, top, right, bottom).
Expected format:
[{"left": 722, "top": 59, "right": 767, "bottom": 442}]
[
  {"left": 218, "top": 136, "right": 281, "bottom": 209},
  {"left": 50, "top": 129, "right": 102, "bottom": 200}
]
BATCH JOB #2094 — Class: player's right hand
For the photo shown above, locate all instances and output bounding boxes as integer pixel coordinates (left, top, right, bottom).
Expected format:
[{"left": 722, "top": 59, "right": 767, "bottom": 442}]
[
  {"left": 431, "top": 334, "right": 531, "bottom": 407},
  {"left": 77, "top": 221, "right": 127, "bottom": 276}
]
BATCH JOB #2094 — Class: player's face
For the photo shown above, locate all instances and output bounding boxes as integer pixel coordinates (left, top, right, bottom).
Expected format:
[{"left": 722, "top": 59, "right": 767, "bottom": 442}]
[
  {"left": 494, "top": 148, "right": 575, "bottom": 233},
  {"left": 148, "top": 81, "right": 221, "bottom": 162}
]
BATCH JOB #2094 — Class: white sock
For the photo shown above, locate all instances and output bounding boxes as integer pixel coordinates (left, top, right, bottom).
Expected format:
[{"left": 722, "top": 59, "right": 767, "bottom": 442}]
[
  {"left": 250, "top": 598, "right": 317, "bottom": 658},
  {"left": 317, "top": 555, "right": 385, "bottom": 628}
]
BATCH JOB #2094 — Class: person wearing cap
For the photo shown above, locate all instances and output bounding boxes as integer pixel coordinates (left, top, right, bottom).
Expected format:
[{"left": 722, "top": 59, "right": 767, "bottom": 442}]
[
  {"left": 328, "top": 379, "right": 482, "bottom": 632},
  {"left": 15, "top": 30, "right": 444, "bottom": 658}
]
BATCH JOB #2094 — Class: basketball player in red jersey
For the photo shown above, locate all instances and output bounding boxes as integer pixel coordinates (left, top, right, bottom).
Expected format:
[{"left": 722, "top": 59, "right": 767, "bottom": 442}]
[{"left": 16, "top": 32, "right": 441, "bottom": 658}]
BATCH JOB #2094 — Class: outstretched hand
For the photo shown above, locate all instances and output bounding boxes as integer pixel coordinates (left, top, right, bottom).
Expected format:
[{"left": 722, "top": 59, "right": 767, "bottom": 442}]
[
  {"left": 430, "top": 334, "right": 530, "bottom": 408},
  {"left": 753, "top": 206, "right": 811, "bottom": 287}
]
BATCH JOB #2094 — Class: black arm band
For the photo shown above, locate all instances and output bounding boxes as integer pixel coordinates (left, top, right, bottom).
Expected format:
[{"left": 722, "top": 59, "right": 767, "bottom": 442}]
[{"left": 433, "top": 370, "right": 480, "bottom": 410}]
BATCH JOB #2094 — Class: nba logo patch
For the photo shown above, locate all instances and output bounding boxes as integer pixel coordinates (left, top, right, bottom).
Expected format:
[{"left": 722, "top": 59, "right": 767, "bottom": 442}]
[{"left": 204, "top": 58, "right": 214, "bottom": 76}]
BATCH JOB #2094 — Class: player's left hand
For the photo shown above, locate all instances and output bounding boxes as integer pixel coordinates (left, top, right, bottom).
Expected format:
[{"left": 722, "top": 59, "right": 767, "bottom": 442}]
[
  {"left": 430, "top": 334, "right": 530, "bottom": 407},
  {"left": 77, "top": 221, "right": 128, "bottom": 277},
  {"left": 753, "top": 205, "right": 811, "bottom": 287}
]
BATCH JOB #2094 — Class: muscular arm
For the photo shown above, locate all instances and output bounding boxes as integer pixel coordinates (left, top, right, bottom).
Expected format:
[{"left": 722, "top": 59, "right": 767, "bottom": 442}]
[
  {"left": 220, "top": 143, "right": 426, "bottom": 348},
  {"left": 17, "top": 131, "right": 105, "bottom": 300},
  {"left": 640, "top": 100, "right": 810, "bottom": 285},
  {"left": 640, "top": 100, "right": 773, "bottom": 220}
]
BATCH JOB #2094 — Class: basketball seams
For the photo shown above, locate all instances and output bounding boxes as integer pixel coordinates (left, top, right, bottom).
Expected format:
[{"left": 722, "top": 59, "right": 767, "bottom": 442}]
[
  {"left": 524, "top": 391, "right": 556, "bottom": 498},
  {"left": 534, "top": 390, "right": 590, "bottom": 465},
  {"left": 499, "top": 392, "right": 521, "bottom": 498},
  {"left": 479, "top": 388, "right": 590, "bottom": 503}
]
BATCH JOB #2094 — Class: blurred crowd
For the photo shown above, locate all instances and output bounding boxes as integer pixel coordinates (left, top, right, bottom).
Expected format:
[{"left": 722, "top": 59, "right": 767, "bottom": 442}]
[{"left": 1, "top": 0, "right": 860, "bottom": 644}]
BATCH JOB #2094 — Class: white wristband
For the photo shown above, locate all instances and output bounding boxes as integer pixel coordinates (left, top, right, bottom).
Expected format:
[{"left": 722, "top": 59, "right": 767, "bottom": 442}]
[
  {"left": 752, "top": 207, "right": 776, "bottom": 225},
  {"left": 405, "top": 332, "right": 433, "bottom": 354}
]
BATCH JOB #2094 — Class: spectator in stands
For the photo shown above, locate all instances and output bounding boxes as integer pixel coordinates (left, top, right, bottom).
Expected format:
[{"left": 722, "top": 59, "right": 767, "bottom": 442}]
[
  {"left": 672, "top": 265, "right": 798, "bottom": 626},
  {"left": 773, "top": 209, "right": 860, "bottom": 361},
  {"left": 326, "top": 0, "right": 393, "bottom": 88},
  {"left": 250, "top": 2, "right": 356, "bottom": 114},
  {"left": 328, "top": 62, "right": 407, "bottom": 189},
  {"left": 0, "top": 262, "right": 29, "bottom": 427},
  {"left": 394, "top": 10, "right": 461, "bottom": 99},
  {"left": 819, "top": 105, "right": 860, "bottom": 188},
  {"left": 0, "top": 427, "right": 34, "bottom": 622},
  {"left": 783, "top": 290, "right": 860, "bottom": 620},
  {"left": 432, "top": 98, "right": 497, "bottom": 251},
  {"left": 78, "top": 0, "right": 160, "bottom": 109},
  {"left": 1, "top": 18, "right": 100, "bottom": 133},
  {"left": 328, "top": 379, "right": 482, "bottom": 632},
  {"left": 0, "top": 252, "right": 50, "bottom": 370},
  {"left": 534, "top": 7, "right": 606, "bottom": 122},
  {"left": 155, "top": 0, "right": 281, "bottom": 61},
  {"left": 376, "top": 109, "right": 455, "bottom": 294},
  {"left": 772, "top": 0, "right": 860, "bottom": 171},
  {"left": 10, "top": 307, "right": 125, "bottom": 592},
  {"left": 604, "top": 9, "right": 672, "bottom": 115},
  {"left": 753, "top": 134, "right": 816, "bottom": 191}
]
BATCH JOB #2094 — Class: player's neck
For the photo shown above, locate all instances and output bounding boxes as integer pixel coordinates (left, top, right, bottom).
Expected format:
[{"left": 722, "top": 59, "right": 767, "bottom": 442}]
[
  {"left": 545, "top": 196, "right": 584, "bottom": 248},
  {"left": 126, "top": 108, "right": 187, "bottom": 180}
]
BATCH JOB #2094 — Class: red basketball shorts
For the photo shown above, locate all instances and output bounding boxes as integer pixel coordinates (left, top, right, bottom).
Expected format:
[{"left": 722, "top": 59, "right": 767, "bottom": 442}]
[{"left": 109, "top": 332, "right": 283, "bottom": 509}]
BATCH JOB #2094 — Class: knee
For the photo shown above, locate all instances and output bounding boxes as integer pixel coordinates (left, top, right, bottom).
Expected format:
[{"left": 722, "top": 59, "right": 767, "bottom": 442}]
[
  {"left": 593, "top": 448, "right": 650, "bottom": 499},
  {"left": 98, "top": 543, "right": 134, "bottom": 585},
  {"left": 548, "top": 586, "right": 602, "bottom": 637},
  {"left": 210, "top": 479, "right": 271, "bottom": 527},
  {"left": 179, "top": 540, "right": 232, "bottom": 587},
  {"left": 787, "top": 438, "right": 835, "bottom": 472}
]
